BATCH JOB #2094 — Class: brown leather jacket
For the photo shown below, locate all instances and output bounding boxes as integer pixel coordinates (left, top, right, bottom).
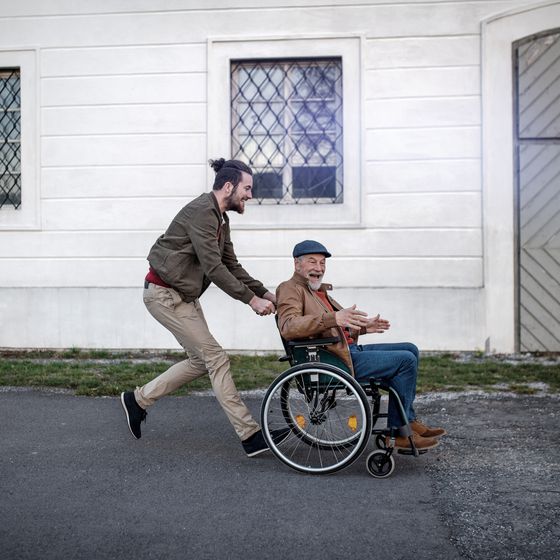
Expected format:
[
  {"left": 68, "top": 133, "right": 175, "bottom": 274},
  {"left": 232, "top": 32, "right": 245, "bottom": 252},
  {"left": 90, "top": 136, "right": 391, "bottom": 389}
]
[{"left": 276, "top": 272, "right": 365, "bottom": 375}]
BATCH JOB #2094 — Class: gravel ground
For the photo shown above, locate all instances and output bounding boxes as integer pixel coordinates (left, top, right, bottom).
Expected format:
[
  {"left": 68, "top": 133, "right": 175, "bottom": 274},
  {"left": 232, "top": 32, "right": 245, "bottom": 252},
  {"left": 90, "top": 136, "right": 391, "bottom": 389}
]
[{"left": 421, "top": 393, "right": 560, "bottom": 560}]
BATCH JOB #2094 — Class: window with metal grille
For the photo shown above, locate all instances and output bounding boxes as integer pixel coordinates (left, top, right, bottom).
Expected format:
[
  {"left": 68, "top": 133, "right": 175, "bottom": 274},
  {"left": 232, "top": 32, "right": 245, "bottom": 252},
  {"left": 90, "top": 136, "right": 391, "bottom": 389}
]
[
  {"left": 231, "top": 58, "right": 343, "bottom": 205},
  {"left": 0, "top": 68, "right": 21, "bottom": 210}
]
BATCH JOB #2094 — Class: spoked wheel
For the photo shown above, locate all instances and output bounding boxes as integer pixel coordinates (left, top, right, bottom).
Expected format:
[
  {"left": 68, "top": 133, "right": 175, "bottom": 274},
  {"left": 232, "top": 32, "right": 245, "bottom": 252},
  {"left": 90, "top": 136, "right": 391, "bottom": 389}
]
[
  {"left": 261, "top": 364, "right": 372, "bottom": 475},
  {"left": 366, "top": 450, "right": 395, "bottom": 479}
]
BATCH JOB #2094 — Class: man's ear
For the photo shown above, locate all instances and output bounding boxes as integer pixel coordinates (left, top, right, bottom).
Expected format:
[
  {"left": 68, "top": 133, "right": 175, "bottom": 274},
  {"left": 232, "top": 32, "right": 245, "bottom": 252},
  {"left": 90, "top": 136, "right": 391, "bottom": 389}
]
[{"left": 223, "top": 181, "right": 233, "bottom": 194}]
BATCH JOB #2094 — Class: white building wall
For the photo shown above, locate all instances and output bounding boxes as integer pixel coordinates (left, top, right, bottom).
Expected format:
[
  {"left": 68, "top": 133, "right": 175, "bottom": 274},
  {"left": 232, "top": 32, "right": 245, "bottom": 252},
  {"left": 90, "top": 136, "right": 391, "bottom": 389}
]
[{"left": 0, "top": 0, "right": 555, "bottom": 351}]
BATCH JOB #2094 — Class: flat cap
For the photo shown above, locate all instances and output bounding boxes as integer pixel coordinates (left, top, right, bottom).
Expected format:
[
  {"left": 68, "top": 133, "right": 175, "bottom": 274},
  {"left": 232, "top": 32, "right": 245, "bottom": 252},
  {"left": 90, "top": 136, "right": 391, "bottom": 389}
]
[{"left": 292, "top": 240, "right": 332, "bottom": 258}]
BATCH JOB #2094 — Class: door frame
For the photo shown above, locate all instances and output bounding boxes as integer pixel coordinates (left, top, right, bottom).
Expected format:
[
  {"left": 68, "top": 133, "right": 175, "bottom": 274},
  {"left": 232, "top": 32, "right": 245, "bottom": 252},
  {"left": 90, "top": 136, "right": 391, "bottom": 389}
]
[{"left": 481, "top": 1, "right": 560, "bottom": 352}]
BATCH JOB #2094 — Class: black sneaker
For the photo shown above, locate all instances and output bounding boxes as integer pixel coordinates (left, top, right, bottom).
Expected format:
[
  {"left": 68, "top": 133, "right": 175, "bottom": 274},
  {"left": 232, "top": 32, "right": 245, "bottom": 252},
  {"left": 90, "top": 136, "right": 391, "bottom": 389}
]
[
  {"left": 120, "top": 391, "right": 147, "bottom": 439},
  {"left": 242, "top": 428, "right": 291, "bottom": 457}
]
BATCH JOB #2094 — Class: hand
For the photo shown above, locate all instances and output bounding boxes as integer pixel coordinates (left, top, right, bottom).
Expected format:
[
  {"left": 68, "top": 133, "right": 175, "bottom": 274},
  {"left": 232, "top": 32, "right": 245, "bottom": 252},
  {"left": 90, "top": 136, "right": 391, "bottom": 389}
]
[
  {"left": 262, "top": 291, "right": 277, "bottom": 305},
  {"left": 249, "top": 295, "right": 275, "bottom": 316},
  {"left": 366, "top": 314, "right": 390, "bottom": 334},
  {"left": 335, "top": 304, "right": 368, "bottom": 330}
]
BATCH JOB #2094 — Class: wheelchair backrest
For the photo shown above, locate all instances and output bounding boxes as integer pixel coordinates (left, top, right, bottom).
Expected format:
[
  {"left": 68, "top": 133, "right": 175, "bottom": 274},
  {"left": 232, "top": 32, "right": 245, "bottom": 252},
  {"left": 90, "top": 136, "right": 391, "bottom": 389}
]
[{"left": 275, "top": 316, "right": 350, "bottom": 373}]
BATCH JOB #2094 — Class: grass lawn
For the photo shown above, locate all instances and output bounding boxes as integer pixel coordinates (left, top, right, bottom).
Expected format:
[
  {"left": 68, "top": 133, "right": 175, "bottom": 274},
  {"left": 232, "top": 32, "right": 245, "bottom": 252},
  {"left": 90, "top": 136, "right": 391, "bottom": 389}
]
[{"left": 0, "top": 349, "right": 559, "bottom": 397}]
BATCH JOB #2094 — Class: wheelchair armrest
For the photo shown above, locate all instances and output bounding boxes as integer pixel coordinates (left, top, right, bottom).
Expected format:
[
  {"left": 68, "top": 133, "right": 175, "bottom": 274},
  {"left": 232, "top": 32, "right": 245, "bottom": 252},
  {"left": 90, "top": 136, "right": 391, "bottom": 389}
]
[{"left": 287, "top": 337, "right": 340, "bottom": 348}]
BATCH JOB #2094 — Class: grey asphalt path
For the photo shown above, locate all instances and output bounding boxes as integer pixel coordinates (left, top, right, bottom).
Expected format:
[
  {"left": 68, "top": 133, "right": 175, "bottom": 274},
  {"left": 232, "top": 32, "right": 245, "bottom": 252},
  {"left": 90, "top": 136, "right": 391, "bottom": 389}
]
[{"left": 0, "top": 389, "right": 558, "bottom": 560}]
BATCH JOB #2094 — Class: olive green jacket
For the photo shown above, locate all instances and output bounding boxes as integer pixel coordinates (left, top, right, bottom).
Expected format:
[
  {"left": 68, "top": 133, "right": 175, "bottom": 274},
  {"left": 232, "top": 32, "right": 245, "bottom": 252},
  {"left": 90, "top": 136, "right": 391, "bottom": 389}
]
[{"left": 147, "top": 192, "right": 267, "bottom": 304}]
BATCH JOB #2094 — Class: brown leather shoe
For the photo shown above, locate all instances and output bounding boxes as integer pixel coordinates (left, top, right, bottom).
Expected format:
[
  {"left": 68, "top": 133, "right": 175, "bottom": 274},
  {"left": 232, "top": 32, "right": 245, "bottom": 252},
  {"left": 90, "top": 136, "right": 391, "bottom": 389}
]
[
  {"left": 410, "top": 419, "right": 447, "bottom": 438},
  {"left": 386, "top": 432, "right": 439, "bottom": 451}
]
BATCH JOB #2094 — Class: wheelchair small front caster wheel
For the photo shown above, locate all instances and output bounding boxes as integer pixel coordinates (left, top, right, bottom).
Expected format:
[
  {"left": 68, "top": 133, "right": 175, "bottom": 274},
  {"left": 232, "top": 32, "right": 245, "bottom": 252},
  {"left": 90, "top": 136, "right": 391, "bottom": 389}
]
[
  {"left": 375, "top": 434, "right": 387, "bottom": 449},
  {"left": 366, "top": 450, "right": 395, "bottom": 479}
]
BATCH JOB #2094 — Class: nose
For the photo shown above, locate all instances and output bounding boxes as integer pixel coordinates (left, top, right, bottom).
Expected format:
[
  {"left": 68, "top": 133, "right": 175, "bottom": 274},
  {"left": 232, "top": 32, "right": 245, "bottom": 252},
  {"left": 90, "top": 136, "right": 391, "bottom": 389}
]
[{"left": 246, "top": 189, "right": 252, "bottom": 200}]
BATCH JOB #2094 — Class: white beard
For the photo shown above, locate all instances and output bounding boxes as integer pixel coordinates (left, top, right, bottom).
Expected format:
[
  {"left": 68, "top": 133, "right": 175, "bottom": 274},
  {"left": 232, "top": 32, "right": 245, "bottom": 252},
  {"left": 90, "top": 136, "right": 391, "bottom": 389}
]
[{"left": 308, "top": 279, "right": 322, "bottom": 291}]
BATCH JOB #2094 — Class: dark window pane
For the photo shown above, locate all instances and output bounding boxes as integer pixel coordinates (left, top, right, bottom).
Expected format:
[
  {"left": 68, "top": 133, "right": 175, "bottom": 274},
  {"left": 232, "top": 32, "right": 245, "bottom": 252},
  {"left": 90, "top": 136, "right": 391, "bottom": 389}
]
[
  {"left": 292, "top": 166, "right": 336, "bottom": 199},
  {"left": 253, "top": 171, "right": 283, "bottom": 199}
]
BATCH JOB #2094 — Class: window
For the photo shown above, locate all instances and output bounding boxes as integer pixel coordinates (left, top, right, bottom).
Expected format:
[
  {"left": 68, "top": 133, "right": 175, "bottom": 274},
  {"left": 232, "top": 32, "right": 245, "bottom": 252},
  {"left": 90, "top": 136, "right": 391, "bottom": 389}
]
[
  {"left": 0, "top": 49, "right": 38, "bottom": 230},
  {"left": 0, "top": 68, "right": 21, "bottom": 209},
  {"left": 231, "top": 58, "right": 343, "bottom": 204},
  {"left": 208, "top": 36, "right": 361, "bottom": 227}
]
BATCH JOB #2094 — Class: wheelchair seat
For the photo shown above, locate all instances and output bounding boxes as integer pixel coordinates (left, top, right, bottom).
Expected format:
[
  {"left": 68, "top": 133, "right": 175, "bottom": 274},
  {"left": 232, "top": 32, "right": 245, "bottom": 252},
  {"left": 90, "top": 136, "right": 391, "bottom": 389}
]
[{"left": 280, "top": 333, "right": 387, "bottom": 395}]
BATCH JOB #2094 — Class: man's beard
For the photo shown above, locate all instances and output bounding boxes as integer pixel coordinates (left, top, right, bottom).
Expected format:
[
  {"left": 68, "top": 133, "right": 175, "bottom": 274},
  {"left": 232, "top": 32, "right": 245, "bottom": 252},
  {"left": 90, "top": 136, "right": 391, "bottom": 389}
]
[
  {"left": 225, "top": 193, "right": 245, "bottom": 214},
  {"left": 307, "top": 278, "right": 322, "bottom": 291}
]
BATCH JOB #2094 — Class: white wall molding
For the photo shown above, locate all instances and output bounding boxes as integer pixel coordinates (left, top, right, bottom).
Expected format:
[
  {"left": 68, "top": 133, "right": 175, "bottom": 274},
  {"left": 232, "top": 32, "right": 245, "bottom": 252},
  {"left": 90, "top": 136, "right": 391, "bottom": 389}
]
[
  {"left": 0, "top": 47, "right": 40, "bottom": 230},
  {"left": 207, "top": 34, "right": 364, "bottom": 228}
]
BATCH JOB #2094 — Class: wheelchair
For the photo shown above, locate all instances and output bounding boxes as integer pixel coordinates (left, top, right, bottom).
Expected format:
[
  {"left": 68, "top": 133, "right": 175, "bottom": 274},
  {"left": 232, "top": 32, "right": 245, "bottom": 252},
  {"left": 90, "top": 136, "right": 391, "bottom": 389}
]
[{"left": 261, "top": 336, "right": 425, "bottom": 478}]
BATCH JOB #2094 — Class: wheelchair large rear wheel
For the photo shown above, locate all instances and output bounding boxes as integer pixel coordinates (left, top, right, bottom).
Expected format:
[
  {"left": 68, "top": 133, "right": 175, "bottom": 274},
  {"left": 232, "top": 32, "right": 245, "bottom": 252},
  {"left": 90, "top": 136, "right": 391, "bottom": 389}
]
[{"left": 261, "top": 364, "right": 372, "bottom": 475}]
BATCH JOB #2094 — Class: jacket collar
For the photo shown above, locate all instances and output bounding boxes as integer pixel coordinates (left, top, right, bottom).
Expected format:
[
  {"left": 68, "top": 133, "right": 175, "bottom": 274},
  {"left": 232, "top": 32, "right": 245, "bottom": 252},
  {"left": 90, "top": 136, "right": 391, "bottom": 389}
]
[
  {"left": 208, "top": 191, "right": 228, "bottom": 223},
  {"left": 292, "top": 271, "right": 332, "bottom": 292}
]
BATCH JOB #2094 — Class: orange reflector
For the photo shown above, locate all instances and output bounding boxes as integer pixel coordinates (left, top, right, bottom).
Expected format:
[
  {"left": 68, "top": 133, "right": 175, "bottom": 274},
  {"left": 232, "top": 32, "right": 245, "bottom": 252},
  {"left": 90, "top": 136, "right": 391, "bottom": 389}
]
[
  {"left": 296, "top": 414, "right": 306, "bottom": 429},
  {"left": 348, "top": 415, "right": 358, "bottom": 432}
]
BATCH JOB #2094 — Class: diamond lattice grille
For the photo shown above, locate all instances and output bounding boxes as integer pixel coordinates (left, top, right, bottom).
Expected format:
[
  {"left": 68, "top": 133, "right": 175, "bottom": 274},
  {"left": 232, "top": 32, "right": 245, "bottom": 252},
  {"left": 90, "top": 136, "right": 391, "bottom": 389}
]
[
  {"left": 231, "top": 59, "right": 343, "bottom": 204},
  {"left": 0, "top": 68, "right": 21, "bottom": 209},
  {"left": 515, "top": 30, "right": 560, "bottom": 351}
]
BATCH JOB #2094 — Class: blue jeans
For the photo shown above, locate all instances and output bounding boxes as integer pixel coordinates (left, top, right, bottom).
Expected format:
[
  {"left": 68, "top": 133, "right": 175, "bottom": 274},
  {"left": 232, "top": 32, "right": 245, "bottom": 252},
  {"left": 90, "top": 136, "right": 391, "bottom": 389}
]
[{"left": 349, "top": 342, "right": 418, "bottom": 428}]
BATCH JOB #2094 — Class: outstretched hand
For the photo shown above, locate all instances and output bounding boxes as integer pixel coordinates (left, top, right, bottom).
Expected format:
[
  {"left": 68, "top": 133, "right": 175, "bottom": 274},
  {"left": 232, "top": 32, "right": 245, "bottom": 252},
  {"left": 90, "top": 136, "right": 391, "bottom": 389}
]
[
  {"left": 335, "top": 304, "right": 369, "bottom": 330},
  {"left": 366, "top": 314, "right": 390, "bottom": 334}
]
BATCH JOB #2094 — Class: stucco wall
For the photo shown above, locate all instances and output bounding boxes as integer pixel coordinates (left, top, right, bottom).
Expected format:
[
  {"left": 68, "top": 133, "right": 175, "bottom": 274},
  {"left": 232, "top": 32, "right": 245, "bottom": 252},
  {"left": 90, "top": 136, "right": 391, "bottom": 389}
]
[{"left": 0, "top": 0, "right": 555, "bottom": 351}]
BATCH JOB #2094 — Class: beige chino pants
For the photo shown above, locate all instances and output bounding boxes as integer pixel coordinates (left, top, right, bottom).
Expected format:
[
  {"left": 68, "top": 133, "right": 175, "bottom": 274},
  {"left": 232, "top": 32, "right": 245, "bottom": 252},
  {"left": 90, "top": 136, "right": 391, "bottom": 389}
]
[{"left": 135, "top": 283, "right": 260, "bottom": 441}]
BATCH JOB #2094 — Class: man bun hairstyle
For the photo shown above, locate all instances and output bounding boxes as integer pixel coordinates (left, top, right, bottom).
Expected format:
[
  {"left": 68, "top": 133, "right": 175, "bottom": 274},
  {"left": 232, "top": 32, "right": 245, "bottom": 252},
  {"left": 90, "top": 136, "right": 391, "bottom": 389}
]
[{"left": 209, "top": 158, "right": 252, "bottom": 191}]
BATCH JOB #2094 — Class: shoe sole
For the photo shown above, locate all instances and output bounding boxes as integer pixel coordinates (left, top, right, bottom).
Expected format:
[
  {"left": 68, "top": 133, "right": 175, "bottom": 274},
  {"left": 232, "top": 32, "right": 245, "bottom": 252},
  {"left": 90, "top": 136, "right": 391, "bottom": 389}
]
[
  {"left": 120, "top": 392, "right": 140, "bottom": 440},
  {"left": 245, "top": 430, "right": 291, "bottom": 458},
  {"left": 393, "top": 440, "right": 439, "bottom": 451},
  {"left": 413, "top": 430, "right": 447, "bottom": 438}
]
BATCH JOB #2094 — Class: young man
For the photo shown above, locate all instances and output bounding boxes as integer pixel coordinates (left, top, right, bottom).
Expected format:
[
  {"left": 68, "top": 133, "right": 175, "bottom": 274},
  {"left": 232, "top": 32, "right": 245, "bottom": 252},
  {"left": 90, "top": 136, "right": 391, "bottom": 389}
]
[
  {"left": 276, "top": 240, "right": 446, "bottom": 451},
  {"left": 120, "top": 158, "right": 287, "bottom": 457}
]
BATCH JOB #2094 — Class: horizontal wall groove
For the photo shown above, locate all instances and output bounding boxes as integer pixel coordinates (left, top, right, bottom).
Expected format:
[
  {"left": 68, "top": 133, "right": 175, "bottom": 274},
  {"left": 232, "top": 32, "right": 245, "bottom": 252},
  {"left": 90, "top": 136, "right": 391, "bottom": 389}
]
[
  {"left": 365, "top": 94, "right": 481, "bottom": 101},
  {"left": 366, "top": 124, "right": 481, "bottom": 131},
  {"left": 42, "top": 71, "right": 206, "bottom": 81},
  {"left": 41, "top": 132, "right": 206, "bottom": 139},
  {"left": 42, "top": 102, "right": 206, "bottom": 109},
  {"left": 365, "top": 191, "right": 480, "bottom": 196},
  {"left": 41, "top": 41, "right": 206, "bottom": 52},
  {"left": 365, "top": 63, "right": 480, "bottom": 71}
]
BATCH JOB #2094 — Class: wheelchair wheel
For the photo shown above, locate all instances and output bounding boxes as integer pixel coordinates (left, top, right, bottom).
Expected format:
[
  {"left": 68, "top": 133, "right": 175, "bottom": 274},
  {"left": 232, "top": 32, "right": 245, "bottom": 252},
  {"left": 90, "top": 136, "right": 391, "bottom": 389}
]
[
  {"left": 261, "top": 363, "right": 372, "bottom": 475},
  {"left": 366, "top": 450, "right": 395, "bottom": 479},
  {"left": 375, "top": 434, "right": 387, "bottom": 450}
]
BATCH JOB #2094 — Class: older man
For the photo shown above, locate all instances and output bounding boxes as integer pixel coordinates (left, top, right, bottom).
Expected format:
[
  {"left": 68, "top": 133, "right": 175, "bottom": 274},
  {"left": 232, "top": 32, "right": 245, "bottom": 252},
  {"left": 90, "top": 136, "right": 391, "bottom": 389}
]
[{"left": 276, "top": 240, "right": 446, "bottom": 451}]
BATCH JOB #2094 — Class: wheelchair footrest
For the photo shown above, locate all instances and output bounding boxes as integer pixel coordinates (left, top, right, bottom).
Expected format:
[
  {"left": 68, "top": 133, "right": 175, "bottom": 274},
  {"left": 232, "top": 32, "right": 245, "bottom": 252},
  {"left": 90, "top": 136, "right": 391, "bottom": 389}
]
[{"left": 396, "top": 448, "right": 429, "bottom": 456}]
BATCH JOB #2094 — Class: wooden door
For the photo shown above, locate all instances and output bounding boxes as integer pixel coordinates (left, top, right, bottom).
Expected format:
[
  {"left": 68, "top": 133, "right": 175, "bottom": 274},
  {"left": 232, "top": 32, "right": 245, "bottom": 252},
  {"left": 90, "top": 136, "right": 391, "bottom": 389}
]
[{"left": 515, "top": 30, "right": 560, "bottom": 351}]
